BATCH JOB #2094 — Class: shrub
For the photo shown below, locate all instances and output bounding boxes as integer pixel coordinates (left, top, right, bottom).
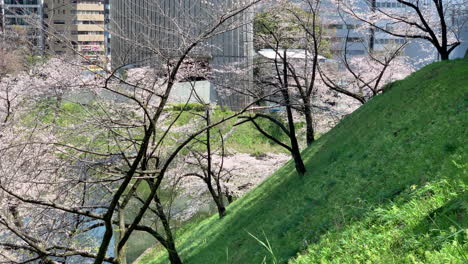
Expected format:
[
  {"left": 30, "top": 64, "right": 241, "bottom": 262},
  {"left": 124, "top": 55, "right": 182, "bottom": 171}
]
[{"left": 171, "top": 103, "right": 206, "bottom": 112}]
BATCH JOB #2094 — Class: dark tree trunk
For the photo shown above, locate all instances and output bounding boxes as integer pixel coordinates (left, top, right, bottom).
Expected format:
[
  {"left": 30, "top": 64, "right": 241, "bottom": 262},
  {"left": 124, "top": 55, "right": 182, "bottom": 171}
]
[
  {"left": 116, "top": 208, "right": 128, "bottom": 264},
  {"left": 303, "top": 100, "right": 315, "bottom": 146},
  {"left": 282, "top": 50, "right": 306, "bottom": 176},
  {"left": 226, "top": 192, "right": 234, "bottom": 204},
  {"left": 291, "top": 146, "right": 306, "bottom": 175},
  {"left": 369, "top": 0, "right": 375, "bottom": 55},
  {"left": 286, "top": 106, "right": 306, "bottom": 175},
  {"left": 204, "top": 108, "right": 227, "bottom": 218},
  {"left": 206, "top": 183, "right": 227, "bottom": 218},
  {"left": 216, "top": 200, "right": 227, "bottom": 218},
  {"left": 153, "top": 194, "right": 183, "bottom": 264},
  {"left": 167, "top": 241, "right": 183, "bottom": 264},
  {"left": 440, "top": 51, "right": 449, "bottom": 61}
]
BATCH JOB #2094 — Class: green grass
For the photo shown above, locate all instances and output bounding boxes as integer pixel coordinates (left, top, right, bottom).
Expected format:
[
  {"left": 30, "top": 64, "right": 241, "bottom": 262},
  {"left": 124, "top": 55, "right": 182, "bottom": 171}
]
[
  {"left": 292, "top": 178, "right": 467, "bottom": 264},
  {"left": 167, "top": 109, "right": 301, "bottom": 154},
  {"left": 137, "top": 59, "right": 468, "bottom": 263},
  {"left": 26, "top": 100, "right": 127, "bottom": 156}
]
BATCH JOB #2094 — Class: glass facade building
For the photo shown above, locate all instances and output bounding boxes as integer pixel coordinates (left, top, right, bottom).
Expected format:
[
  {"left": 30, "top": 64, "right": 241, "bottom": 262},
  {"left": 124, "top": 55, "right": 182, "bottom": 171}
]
[
  {"left": 0, "top": 0, "right": 45, "bottom": 53},
  {"left": 110, "top": 0, "right": 254, "bottom": 108}
]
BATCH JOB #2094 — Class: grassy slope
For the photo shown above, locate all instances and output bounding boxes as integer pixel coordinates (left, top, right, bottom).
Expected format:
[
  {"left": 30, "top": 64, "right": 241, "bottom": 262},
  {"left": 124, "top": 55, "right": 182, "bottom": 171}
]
[{"left": 139, "top": 59, "right": 468, "bottom": 264}]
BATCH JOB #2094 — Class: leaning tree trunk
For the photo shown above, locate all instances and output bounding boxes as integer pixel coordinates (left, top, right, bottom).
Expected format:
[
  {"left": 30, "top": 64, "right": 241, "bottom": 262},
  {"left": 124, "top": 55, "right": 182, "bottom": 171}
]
[
  {"left": 205, "top": 107, "right": 227, "bottom": 218},
  {"left": 166, "top": 241, "right": 183, "bottom": 264},
  {"left": 303, "top": 99, "right": 315, "bottom": 146},
  {"left": 282, "top": 50, "right": 306, "bottom": 176},
  {"left": 116, "top": 207, "right": 128, "bottom": 264},
  {"left": 206, "top": 183, "right": 227, "bottom": 218},
  {"left": 153, "top": 194, "right": 183, "bottom": 264},
  {"left": 215, "top": 177, "right": 227, "bottom": 217}
]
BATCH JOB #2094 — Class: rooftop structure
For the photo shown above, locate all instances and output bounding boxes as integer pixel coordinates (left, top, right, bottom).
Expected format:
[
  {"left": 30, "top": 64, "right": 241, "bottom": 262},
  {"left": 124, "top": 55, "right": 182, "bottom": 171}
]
[{"left": 258, "top": 48, "right": 327, "bottom": 60}]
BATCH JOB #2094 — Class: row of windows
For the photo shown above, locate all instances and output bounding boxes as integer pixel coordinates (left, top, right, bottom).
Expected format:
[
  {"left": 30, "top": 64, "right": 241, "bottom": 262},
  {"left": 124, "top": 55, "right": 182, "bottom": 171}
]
[
  {"left": 328, "top": 37, "right": 406, "bottom": 45},
  {"left": 49, "top": 0, "right": 104, "bottom": 3},
  {"left": 47, "top": 0, "right": 104, "bottom": 6},
  {"left": 374, "top": 27, "right": 394, "bottom": 32},
  {"left": 375, "top": 2, "right": 406, "bottom": 8},
  {"left": 50, "top": 10, "right": 103, "bottom": 15},
  {"left": 78, "top": 41, "right": 104, "bottom": 45},
  {"left": 4, "top": 7, "right": 39, "bottom": 16},
  {"left": 71, "top": 10, "right": 104, "bottom": 15},
  {"left": 79, "top": 50, "right": 105, "bottom": 55},
  {"left": 71, "top": 30, "right": 103, "bottom": 35},
  {"left": 331, "top": 50, "right": 366, "bottom": 55},
  {"left": 72, "top": 20, "right": 104, "bottom": 24},
  {"left": 4, "top": 0, "right": 40, "bottom": 4},
  {"left": 326, "top": 24, "right": 397, "bottom": 32},
  {"left": 346, "top": 50, "right": 365, "bottom": 55},
  {"left": 329, "top": 37, "right": 365, "bottom": 43},
  {"left": 53, "top": 20, "right": 104, "bottom": 24},
  {"left": 5, "top": 17, "right": 39, "bottom": 25},
  {"left": 53, "top": 50, "right": 104, "bottom": 57},
  {"left": 375, "top": 38, "right": 406, "bottom": 44},
  {"left": 49, "top": 10, "right": 103, "bottom": 15},
  {"left": 377, "top": 0, "right": 430, "bottom": 8},
  {"left": 327, "top": 24, "right": 360, "bottom": 30},
  {"left": 71, "top": 0, "right": 105, "bottom": 3},
  {"left": 51, "top": 9, "right": 66, "bottom": 15}
]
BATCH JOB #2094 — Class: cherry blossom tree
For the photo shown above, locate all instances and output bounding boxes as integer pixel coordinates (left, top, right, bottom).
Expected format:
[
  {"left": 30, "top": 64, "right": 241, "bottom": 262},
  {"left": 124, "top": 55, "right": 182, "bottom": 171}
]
[
  {"left": 1, "top": 2, "right": 266, "bottom": 264},
  {"left": 183, "top": 106, "right": 231, "bottom": 218},
  {"left": 336, "top": 0, "right": 468, "bottom": 60},
  {"left": 253, "top": 0, "right": 330, "bottom": 146},
  {"left": 237, "top": 48, "right": 308, "bottom": 175},
  {"left": 168, "top": 152, "right": 290, "bottom": 221},
  {"left": 318, "top": 7, "right": 415, "bottom": 104},
  {"left": 0, "top": 57, "right": 95, "bottom": 124}
]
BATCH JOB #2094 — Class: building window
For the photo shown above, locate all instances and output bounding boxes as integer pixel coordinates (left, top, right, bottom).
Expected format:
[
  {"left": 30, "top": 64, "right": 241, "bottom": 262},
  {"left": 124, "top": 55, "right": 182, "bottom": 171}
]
[
  {"left": 346, "top": 50, "right": 365, "bottom": 55},
  {"left": 71, "top": 31, "right": 103, "bottom": 35},
  {"left": 327, "top": 24, "right": 344, "bottom": 30},
  {"left": 71, "top": 10, "right": 105, "bottom": 15},
  {"left": 72, "top": 20, "right": 104, "bottom": 25}
]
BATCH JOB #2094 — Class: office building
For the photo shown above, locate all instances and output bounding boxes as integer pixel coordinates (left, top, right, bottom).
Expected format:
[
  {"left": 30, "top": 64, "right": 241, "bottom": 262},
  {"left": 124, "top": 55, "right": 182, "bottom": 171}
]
[
  {"left": 44, "top": 0, "right": 107, "bottom": 64},
  {"left": 318, "top": 0, "right": 438, "bottom": 68},
  {"left": 0, "top": 0, "right": 45, "bottom": 53},
  {"left": 109, "top": 0, "right": 254, "bottom": 109},
  {"left": 110, "top": 0, "right": 253, "bottom": 68},
  {"left": 317, "top": 0, "right": 468, "bottom": 67}
]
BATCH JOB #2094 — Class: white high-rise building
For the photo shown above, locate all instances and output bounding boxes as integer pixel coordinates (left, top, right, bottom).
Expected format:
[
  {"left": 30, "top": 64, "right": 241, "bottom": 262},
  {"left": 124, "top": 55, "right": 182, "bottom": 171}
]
[
  {"left": 318, "top": 0, "right": 440, "bottom": 68},
  {"left": 336, "top": 0, "right": 466, "bottom": 64}
]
